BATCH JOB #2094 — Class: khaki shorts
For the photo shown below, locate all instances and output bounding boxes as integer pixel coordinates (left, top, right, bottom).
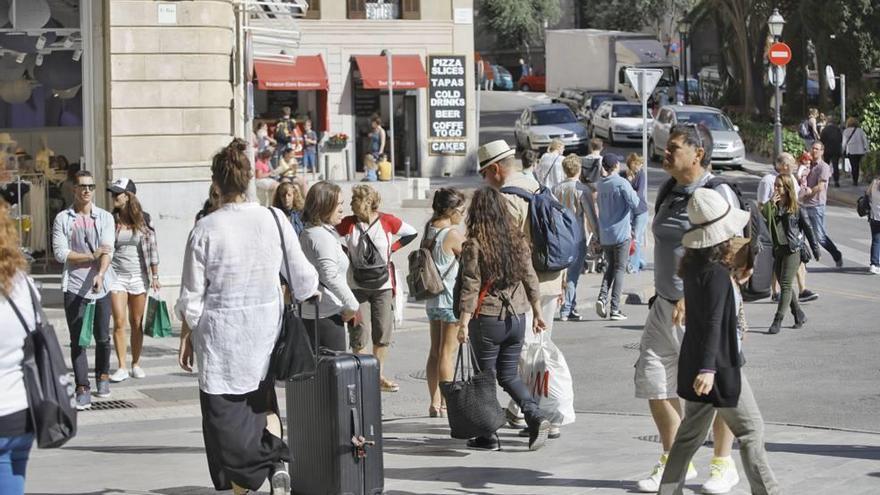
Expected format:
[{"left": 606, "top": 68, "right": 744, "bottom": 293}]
[
  {"left": 349, "top": 289, "right": 394, "bottom": 350},
  {"left": 634, "top": 296, "right": 684, "bottom": 400}
]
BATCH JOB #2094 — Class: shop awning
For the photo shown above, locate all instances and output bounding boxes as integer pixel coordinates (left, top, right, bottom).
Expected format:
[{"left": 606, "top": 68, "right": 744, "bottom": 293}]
[
  {"left": 254, "top": 55, "right": 328, "bottom": 90},
  {"left": 353, "top": 55, "right": 428, "bottom": 90}
]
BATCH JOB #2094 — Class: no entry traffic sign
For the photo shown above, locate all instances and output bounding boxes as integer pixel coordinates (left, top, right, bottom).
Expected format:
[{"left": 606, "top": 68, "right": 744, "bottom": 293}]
[{"left": 768, "top": 42, "right": 792, "bottom": 66}]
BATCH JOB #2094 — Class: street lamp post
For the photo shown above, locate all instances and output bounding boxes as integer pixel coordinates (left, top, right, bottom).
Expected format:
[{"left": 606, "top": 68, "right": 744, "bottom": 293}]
[
  {"left": 382, "top": 49, "right": 396, "bottom": 181},
  {"left": 768, "top": 8, "right": 786, "bottom": 158},
  {"left": 678, "top": 19, "right": 690, "bottom": 104}
]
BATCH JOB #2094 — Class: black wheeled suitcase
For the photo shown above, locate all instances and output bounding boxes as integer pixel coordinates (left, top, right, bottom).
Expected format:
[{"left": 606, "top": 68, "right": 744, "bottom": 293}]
[{"left": 286, "top": 349, "right": 384, "bottom": 495}]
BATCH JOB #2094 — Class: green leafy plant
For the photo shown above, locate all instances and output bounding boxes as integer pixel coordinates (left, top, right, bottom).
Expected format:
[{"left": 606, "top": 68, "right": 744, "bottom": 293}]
[
  {"left": 858, "top": 92, "right": 880, "bottom": 154},
  {"left": 730, "top": 115, "right": 805, "bottom": 159}
]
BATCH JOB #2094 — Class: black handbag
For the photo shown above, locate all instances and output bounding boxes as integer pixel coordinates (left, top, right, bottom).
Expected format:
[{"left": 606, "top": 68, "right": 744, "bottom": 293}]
[
  {"left": 268, "top": 208, "right": 317, "bottom": 381},
  {"left": 440, "top": 342, "right": 506, "bottom": 440},
  {"left": 857, "top": 194, "right": 870, "bottom": 218},
  {"left": 5, "top": 283, "right": 77, "bottom": 449}
]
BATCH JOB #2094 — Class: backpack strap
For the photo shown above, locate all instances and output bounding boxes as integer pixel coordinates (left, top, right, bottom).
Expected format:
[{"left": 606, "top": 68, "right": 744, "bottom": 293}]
[
  {"left": 654, "top": 177, "right": 678, "bottom": 214},
  {"left": 500, "top": 186, "right": 535, "bottom": 202}
]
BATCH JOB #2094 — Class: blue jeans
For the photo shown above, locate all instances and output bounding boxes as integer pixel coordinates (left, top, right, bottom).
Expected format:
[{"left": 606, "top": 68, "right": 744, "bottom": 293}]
[
  {"left": 0, "top": 433, "right": 34, "bottom": 495},
  {"left": 803, "top": 205, "right": 842, "bottom": 262},
  {"left": 629, "top": 211, "right": 649, "bottom": 272},
  {"left": 302, "top": 150, "right": 316, "bottom": 171},
  {"left": 870, "top": 219, "right": 880, "bottom": 266},
  {"left": 598, "top": 240, "right": 630, "bottom": 312},
  {"left": 561, "top": 238, "right": 588, "bottom": 316}
]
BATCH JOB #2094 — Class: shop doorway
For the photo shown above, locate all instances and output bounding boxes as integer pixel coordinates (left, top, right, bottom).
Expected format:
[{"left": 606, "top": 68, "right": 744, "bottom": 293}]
[{"left": 352, "top": 88, "right": 420, "bottom": 176}]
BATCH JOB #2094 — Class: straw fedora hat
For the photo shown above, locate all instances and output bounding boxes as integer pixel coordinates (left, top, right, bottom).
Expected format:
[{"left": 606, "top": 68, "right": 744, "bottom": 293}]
[
  {"left": 682, "top": 188, "right": 750, "bottom": 249},
  {"left": 477, "top": 139, "right": 515, "bottom": 170}
]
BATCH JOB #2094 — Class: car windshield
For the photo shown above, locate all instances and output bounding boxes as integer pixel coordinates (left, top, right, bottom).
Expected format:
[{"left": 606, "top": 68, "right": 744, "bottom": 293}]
[
  {"left": 533, "top": 108, "right": 577, "bottom": 125},
  {"left": 677, "top": 112, "right": 734, "bottom": 131},
  {"left": 495, "top": 67, "right": 511, "bottom": 77},
  {"left": 591, "top": 95, "right": 625, "bottom": 110},
  {"left": 611, "top": 104, "right": 642, "bottom": 118}
]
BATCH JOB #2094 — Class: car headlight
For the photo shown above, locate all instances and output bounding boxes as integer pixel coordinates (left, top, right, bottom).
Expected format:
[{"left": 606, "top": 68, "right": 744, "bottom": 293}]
[{"left": 733, "top": 139, "right": 745, "bottom": 149}]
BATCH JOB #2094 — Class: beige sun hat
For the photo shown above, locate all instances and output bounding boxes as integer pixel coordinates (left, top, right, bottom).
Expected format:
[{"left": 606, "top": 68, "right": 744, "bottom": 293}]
[
  {"left": 682, "top": 188, "right": 750, "bottom": 249},
  {"left": 477, "top": 139, "right": 515, "bottom": 170}
]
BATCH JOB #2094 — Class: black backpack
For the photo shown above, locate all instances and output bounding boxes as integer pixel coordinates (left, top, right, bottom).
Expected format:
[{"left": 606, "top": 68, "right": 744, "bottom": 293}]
[
  {"left": 5, "top": 283, "right": 77, "bottom": 449},
  {"left": 579, "top": 156, "right": 602, "bottom": 185},
  {"left": 350, "top": 219, "right": 390, "bottom": 289},
  {"left": 654, "top": 176, "right": 746, "bottom": 215}
]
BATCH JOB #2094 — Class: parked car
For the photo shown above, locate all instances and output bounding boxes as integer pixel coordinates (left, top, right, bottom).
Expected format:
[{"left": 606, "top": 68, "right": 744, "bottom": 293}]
[
  {"left": 518, "top": 73, "right": 546, "bottom": 92},
  {"left": 583, "top": 92, "right": 628, "bottom": 127},
  {"left": 492, "top": 65, "right": 514, "bottom": 91},
  {"left": 649, "top": 105, "right": 746, "bottom": 168},
  {"left": 590, "top": 101, "right": 653, "bottom": 145},
  {"left": 513, "top": 103, "right": 589, "bottom": 154}
]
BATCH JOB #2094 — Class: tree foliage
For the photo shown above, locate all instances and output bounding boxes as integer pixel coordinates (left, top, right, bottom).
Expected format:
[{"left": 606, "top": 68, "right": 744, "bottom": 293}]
[{"left": 480, "top": 0, "right": 561, "bottom": 57}]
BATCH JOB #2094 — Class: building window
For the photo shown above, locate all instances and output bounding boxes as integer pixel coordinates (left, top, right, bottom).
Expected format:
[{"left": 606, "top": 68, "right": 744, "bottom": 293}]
[
  {"left": 305, "top": 0, "right": 320, "bottom": 19},
  {"left": 348, "top": 0, "right": 419, "bottom": 20}
]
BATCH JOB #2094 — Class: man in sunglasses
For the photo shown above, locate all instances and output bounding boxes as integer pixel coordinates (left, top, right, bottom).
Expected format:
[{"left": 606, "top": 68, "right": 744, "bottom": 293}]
[
  {"left": 634, "top": 124, "right": 748, "bottom": 494},
  {"left": 52, "top": 170, "right": 117, "bottom": 411}
]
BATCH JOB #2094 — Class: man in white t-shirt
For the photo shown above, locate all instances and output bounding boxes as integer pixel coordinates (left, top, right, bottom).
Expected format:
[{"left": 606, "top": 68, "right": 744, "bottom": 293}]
[{"left": 535, "top": 139, "right": 565, "bottom": 189}]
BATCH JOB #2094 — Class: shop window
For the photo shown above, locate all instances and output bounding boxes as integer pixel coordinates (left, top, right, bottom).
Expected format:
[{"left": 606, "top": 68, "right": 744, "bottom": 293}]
[
  {"left": 348, "top": 1, "right": 418, "bottom": 20},
  {"left": 305, "top": 0, "right": 320, "bottom": 19},
  {"left": 402, "top": 0, "right": 420, "bottom": 19},
  {"left": 347, "top": 0, "right": 366, "bottom": 19}
]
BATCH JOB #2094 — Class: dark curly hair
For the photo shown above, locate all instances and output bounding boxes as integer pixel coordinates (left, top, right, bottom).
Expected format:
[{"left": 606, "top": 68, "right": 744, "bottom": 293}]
[{"left": 465, "top": 187, "right": 531, "bottom": 289}]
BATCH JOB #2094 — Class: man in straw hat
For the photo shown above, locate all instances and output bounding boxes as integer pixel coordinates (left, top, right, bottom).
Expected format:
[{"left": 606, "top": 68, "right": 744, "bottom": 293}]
[
  {"left": 634, "top": 124, "right": 744, "bottom": 494},
  {"left": 476, "top": 139, "right": 567, "bottom": 439},
  {"left": 659, "top": 187, "right": 779, "bottom": 494}
]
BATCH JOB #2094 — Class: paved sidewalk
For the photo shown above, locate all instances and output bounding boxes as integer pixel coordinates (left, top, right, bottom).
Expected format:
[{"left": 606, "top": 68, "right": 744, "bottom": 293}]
[{"left": 26, "top": 407, "right": 880, "bottom": 494}]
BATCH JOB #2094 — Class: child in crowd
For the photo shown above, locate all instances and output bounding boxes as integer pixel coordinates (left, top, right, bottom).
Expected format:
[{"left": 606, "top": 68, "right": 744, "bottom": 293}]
[
  {"left": 552, "top": 154, "right": 592, "bottom": 322},
  {"left": 363, "top": 154, "right": 378, "bottom": 182}
]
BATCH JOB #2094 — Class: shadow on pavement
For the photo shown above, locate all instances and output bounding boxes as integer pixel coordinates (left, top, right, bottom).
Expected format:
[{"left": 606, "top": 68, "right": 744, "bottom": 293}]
[
  {"left": 385, "top": 466, "right": 632, "bottom": 491},
  {"left": 63, "top": 445, "right": 205, "bottom": 455},
  {"left": 765, "top": 442, "right": 880, "bottom": 461}
]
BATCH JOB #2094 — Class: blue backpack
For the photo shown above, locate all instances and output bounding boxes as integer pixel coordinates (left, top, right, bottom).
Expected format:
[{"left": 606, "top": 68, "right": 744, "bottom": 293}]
[{"left": 501, "top": 186, "right": 580, "bottom": 272}]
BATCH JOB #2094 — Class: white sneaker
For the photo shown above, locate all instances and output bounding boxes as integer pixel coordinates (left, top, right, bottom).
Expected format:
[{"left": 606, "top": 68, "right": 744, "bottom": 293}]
[
  {"left": 636, "top": 454, "right": 698, "bottom": 493},
  {"left": 869, "top": 265, "right": 880, "bottom": 275},
  {"left": 701, "top": 457, "right": 740, "bottom": 494},
  {"left": 131, "top": 366, "right": 146, "bottom": 379},
  {"left": 109, "top": 368, "right": 129, "bottom": 383}
]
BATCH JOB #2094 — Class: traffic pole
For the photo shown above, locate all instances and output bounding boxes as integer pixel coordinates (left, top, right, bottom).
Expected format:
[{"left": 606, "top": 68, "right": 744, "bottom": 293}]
[
  {"left": 840, "top": 73, "right": 846, "bottom": 127},
  {"left": 774, "top": 69, "right": 782, "bottom": 158},
  {"left": 384, "top": 50, "right": 395, "bottom": 181},
  {"left": 640, "top": 71, "right": 648, "bottom": 165}
]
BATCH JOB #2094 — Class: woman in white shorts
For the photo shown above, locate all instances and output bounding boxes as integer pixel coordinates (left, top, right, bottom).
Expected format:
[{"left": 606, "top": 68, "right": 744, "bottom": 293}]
[{"left": 107, "top": 178, "right": 160, "bottom": 382}]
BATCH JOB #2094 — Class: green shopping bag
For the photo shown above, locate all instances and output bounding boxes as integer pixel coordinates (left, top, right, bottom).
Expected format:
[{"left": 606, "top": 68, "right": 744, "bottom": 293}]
[
  {"left": 145, "top": 293, "right": 173, "bottom": 338},
  {"left": 78, "top": 301, "right": 96, "bottom": 347}
]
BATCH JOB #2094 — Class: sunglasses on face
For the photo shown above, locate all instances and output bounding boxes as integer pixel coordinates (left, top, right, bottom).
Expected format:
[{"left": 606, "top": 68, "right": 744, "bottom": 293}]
[
  {"left": 679, "top": 123, "right": 705, "bottom": 151},
  {"left": 76, "top": 184, "right": 96, "bottom": 191}
]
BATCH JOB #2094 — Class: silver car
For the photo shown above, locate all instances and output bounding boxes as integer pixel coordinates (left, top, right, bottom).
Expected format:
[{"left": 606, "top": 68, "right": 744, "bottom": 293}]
[
  {"left": 649, "top": 105, "right": 746, "bottom": 168},
  {"left": 513, "top": 103, "right": 589, "bottom": 154}
]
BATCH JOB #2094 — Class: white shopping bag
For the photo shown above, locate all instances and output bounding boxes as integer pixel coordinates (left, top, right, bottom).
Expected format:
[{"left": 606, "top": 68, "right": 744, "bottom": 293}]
[{"left": 520, "top": 333, "right": 576, "bottom": 425}]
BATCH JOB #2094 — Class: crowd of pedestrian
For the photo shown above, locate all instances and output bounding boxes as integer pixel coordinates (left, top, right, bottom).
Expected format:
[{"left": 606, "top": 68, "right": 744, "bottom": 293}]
[{"left": 5, "top": 102, "right": 874, "bottom": 495}]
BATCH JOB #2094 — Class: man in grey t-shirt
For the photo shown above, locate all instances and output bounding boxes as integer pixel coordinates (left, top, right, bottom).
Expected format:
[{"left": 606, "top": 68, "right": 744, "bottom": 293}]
[
  {"left": 633, "top": 125, "right": 742, "bottom": 493},
  {"left": 52, "top": 171, "right": 116, "bottom": 411}
]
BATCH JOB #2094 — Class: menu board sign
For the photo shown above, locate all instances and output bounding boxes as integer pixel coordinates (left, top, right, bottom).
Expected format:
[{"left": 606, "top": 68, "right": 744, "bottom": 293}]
[{"left": 427, "top": 55, "right": 467, "bottom": 155}]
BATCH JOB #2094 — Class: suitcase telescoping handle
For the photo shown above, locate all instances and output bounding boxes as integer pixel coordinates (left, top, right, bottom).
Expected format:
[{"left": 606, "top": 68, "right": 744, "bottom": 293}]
[{"left": 350, "top": 407, "right": 375, "bottom": 459}]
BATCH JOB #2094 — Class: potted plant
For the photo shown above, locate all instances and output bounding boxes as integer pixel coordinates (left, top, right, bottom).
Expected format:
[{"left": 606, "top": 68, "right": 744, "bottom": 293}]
[{"left": 324, "top": 132, "right": 348, "bottom": 150}]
